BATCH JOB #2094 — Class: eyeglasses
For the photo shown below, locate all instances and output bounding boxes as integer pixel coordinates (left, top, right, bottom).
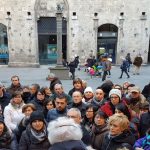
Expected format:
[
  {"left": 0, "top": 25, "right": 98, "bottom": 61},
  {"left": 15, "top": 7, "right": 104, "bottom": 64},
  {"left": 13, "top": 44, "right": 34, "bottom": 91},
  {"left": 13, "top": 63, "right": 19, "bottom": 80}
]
[
  {"left": 110, "top": 96, "right": 119, "bottom": 99},
  {"left": 12, "top": 80, "right": 18, "bottom": 81}
]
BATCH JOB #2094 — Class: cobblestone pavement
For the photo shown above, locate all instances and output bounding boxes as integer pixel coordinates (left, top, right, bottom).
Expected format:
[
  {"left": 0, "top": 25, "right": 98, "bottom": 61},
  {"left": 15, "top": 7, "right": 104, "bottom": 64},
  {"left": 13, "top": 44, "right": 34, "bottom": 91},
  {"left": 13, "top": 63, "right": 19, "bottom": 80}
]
[{"left": 0, "top": 65, "right": 150, "bottom": 93}]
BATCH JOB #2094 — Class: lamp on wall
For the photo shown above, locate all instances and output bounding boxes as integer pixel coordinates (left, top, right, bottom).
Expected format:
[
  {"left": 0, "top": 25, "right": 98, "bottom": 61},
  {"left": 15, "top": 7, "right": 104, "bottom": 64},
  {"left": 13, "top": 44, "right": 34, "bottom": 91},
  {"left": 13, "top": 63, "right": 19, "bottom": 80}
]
[{"left": 6, "top": 11, "right": 11, "bottom": 20}]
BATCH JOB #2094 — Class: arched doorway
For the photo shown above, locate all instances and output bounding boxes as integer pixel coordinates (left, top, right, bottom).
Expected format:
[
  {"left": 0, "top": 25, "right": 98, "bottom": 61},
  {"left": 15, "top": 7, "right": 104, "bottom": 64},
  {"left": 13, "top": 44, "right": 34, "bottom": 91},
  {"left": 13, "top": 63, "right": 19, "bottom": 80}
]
[
  {"left": 97, "top": 24, "right": 118, "bottom": 63},
  {"left": 0, "top": 23, "right": 8, "bottom": 64},
  {"left": 37, "top": 17, "right": 67, "bottom": 64}
]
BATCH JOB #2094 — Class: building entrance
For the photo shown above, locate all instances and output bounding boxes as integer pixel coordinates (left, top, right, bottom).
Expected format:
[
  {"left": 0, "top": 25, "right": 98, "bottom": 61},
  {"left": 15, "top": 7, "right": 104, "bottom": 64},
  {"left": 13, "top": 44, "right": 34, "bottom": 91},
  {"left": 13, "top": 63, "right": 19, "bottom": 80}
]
[
  {"left": 0, "top": 23, "right": 8, "bottom": 64},
  {"left": 38, "top": 17, "right": 67, "bottom": 64},
  {"left": 97, "top": 24, "right": 118, "bottom": 63}
]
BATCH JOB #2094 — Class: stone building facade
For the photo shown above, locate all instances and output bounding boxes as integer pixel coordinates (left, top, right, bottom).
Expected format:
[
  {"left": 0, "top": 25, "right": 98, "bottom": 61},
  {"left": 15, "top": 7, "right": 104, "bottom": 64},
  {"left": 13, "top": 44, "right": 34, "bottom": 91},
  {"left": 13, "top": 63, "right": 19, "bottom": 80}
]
[{"left": 0, "top": 0, "right": 150, "bottom": 67}]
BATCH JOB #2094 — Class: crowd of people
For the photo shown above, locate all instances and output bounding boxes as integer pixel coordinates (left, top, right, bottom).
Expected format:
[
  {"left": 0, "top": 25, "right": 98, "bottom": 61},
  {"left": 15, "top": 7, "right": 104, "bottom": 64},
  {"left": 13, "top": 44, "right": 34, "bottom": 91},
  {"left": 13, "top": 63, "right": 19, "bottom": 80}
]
[
  {"left": 83, "top": 53, "right": 143, "bottom": 81},
  {"left": 0, "top": 69, "right": 150, "bottom": 149}
]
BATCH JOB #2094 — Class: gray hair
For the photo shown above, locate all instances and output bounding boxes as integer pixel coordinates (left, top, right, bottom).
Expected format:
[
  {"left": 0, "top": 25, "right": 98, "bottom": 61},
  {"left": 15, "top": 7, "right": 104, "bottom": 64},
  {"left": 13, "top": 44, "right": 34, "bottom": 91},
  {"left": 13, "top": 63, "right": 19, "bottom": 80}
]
[
  {"left": 54, "top": 83, "right": 63, "bottom": 89},
  {"left": 47, "top": 117, "right": 82, "bottom": 144},
  {"left": 67, "top": 108, "right": 81, "bottom": 118}
]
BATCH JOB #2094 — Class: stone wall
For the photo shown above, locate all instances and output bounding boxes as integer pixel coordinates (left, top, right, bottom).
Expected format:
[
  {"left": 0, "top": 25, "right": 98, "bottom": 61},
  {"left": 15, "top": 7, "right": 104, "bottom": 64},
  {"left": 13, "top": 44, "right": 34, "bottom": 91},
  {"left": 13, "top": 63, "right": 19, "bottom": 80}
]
[{"left": 0, "top": 0, "right": 149, "bottom": 66}]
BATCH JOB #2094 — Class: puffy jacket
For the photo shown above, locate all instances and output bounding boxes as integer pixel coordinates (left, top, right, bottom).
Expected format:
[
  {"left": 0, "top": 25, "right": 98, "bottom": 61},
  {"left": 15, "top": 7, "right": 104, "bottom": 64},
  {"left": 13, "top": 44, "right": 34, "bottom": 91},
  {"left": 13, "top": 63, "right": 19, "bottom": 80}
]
[
  {"left": 19, "top": 125, "right": 50, "bottom": 150},
  {"left": 101, "top": 130, "right": 136, "bottom": 150}
]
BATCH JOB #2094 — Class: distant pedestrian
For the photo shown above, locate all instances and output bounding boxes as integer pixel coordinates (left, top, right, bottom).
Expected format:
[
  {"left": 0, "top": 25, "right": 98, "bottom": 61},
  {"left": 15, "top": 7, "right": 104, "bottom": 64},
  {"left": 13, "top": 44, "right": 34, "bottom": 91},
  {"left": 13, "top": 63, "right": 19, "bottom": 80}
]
[
  {"left": 125, "top": 53, "right": 132, "bottom": 72},
  {"left": 74, "top": 55, "right": 80, "bottom": 70},
  {"left": 100, "top": 55, "right": 109, "bottom": 81},
  {"left": 68, "top": 57, "right": 76, "bottom": 80},
  {"left": 133, "top": 54, "right": 143, "bottom": 75},
  {"left": 119, "top": 58, "right": 130, "bottom": 79}
]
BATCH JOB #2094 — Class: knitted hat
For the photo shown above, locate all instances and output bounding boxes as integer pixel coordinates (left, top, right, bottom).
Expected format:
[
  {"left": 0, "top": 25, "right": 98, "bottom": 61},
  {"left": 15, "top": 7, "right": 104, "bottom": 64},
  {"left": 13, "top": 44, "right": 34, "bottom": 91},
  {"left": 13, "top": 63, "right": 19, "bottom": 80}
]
[
  {"left": 109, "top": 89, "right": 121, "bottom": 99},
  {"left": 84, "top": 87, "right": 93, "bottom": 94},
  {"left": 30, "top": 111, "right": 45, "bottom": 124}
]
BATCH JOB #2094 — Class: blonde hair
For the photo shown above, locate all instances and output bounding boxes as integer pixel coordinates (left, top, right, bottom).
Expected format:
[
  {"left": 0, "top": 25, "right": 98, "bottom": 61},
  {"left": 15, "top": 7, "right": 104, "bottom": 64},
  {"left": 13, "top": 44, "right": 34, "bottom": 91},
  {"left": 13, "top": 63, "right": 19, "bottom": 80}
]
[{"left": 108, "top": 114, "right": 129, "bottom": 131}]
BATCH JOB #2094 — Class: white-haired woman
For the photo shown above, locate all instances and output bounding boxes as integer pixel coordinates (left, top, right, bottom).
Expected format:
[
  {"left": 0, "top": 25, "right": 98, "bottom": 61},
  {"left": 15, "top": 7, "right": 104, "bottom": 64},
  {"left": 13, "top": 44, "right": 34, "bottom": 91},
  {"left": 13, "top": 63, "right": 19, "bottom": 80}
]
[{"left": 47, "top": 117, "right": 87, "bottom": 150}]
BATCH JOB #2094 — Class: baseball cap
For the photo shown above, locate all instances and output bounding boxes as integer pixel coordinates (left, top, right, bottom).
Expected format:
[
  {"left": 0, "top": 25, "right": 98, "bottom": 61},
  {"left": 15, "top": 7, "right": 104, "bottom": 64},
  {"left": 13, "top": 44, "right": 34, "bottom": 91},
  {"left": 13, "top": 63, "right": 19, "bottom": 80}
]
[{"left": 130, "top": 86, "right": 140, "bottom": 93}]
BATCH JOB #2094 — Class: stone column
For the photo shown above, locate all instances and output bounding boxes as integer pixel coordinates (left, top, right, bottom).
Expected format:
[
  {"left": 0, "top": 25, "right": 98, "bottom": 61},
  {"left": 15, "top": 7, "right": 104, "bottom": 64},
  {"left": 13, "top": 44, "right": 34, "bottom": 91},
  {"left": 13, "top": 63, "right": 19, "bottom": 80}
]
[
  {"left": 49, "top": 4, "right": 69, "bottom": 79},
  {"left": 56, "top": 8, "right": 63, "bottom": 66}
]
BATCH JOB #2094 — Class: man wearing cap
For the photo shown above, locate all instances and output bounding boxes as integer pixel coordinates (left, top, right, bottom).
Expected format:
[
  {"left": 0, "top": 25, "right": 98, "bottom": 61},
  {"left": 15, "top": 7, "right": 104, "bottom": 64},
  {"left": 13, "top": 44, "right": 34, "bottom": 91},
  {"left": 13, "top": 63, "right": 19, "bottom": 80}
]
[
  {"left": 126, "top": 86, "right": 147, "bottom": 116},
  {"left": 0, "top": 82, "right": 11, "bottom": 116}
]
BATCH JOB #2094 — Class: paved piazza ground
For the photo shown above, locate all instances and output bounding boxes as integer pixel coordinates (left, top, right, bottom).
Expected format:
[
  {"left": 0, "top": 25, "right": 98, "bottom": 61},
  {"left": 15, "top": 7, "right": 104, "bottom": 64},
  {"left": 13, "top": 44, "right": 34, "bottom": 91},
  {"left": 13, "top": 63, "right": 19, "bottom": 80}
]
[{"left": 0, "top": 65, "right": 150, "bottom": 93}]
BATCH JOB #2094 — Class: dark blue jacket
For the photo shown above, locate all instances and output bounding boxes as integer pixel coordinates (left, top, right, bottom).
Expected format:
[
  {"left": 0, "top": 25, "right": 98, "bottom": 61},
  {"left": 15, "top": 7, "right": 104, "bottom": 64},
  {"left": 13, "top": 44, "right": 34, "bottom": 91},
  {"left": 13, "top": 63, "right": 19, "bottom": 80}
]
[
  {"left": 49, "top": 140, "right": 87, "bottom": 150},
  {"left": 120, "top": 60, "right": 128, "bottom": 71},
  {"left": 47, "top": 108, "right": 67, "bottom": 122},
  {"left": 0, "top": 92, "right": 11, "bottom": 116}
]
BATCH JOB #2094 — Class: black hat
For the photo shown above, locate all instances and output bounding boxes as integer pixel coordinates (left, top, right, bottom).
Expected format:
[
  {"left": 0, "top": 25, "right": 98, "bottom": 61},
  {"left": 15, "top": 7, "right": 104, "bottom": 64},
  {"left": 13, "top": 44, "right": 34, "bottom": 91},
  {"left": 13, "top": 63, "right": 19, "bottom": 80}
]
[{"left": 30, "top": 111, "right": 45, "bottom": 124}]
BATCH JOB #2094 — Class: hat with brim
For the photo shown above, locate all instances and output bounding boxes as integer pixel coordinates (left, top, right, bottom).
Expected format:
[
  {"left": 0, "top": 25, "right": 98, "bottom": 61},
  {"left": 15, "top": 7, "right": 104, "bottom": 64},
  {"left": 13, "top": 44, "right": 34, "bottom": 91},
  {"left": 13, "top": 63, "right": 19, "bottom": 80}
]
[{"left": 130, "top": 86, "right": 140, "bottom": 93}]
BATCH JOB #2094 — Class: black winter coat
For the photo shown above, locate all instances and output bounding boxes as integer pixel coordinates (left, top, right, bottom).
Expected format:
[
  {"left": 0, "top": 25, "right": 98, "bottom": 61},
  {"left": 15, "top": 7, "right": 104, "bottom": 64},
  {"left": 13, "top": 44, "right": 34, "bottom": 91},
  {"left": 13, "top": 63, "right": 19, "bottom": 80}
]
[
  {"left": 101, "top": 130, "right": 135, "bottom": 150},
  {"left": 0, "top": 126, "right": 17, "bottom": 150},
  {"left": 68, "top": 101, "right": 87, "bottom": 118},
  {"left": 142, "top": 83, "right": 150, "bottom": 100},
  {"left": 0, "top": 92, "right": 11, "bottom": 115},
  {"left": 30, "top": 98, "right": 45, "bottom": 112},
  {"left": 49, "top": 140, "right": 87, "bottom": 150},
  {"left": 68, "top": 61, "right": 76, "bottom": 73},
  {"left": 6, "top": 84, "right": 23, "bottom": 97},
  {"left": 139, "top": 112, "right": 150, "bottom": 137},
  {"left": 19, "top": 125, "right": 50, "bottom": 150},
  {"left": 120, "top": 60, "right": 128, "bottom": 71},
  {"left": 91, "top": 124, "right": 109, "bottom": 150}
]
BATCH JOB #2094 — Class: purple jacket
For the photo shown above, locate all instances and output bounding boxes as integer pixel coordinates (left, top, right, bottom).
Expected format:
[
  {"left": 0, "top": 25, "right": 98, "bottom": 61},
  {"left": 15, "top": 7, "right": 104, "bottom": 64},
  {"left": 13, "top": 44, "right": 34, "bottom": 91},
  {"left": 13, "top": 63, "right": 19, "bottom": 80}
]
[{"left": 134, "top": 136, "right": 150, "bottom": 150}]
